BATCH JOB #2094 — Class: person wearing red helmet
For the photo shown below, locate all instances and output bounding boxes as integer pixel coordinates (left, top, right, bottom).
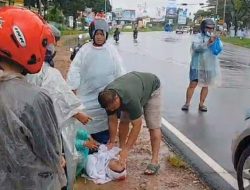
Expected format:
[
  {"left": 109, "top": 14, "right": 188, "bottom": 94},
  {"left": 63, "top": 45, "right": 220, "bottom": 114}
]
[{"left": 0, "top": 7, "right": 65, "bottom": 190}]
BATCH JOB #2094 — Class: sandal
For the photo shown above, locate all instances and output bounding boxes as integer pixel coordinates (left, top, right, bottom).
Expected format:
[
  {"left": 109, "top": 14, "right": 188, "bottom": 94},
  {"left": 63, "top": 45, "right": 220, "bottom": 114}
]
[
  {"left": 199, "top": 105, "right": 207, "bottom": 112},
  {"left": 181, "top": 104, "right": 189, "bottom": 111},
  {"left": 144, "top": 163, "right": 160, "bottom": 175}
]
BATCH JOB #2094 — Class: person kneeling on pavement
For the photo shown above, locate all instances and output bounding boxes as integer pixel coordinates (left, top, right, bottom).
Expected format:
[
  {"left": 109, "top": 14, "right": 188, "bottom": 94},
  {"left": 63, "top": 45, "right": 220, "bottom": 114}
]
[
  {"left": 98, "top": 71, "right": 162, "bottom": 175},
  {"left": 75, "top": 128, "right": 127, "bottom": 184}
]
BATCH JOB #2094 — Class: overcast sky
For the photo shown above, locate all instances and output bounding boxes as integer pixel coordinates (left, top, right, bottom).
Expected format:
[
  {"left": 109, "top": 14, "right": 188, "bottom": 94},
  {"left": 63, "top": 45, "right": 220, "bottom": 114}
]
[{"left": 112, "top": 0, "right": 207, "bottom": 17}]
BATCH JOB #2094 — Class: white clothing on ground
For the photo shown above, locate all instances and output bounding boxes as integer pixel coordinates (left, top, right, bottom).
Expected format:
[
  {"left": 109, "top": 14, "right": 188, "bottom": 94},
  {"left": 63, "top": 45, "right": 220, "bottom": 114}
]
[{"left": 85, "top": 145, "right": 127, "bottom": 184}]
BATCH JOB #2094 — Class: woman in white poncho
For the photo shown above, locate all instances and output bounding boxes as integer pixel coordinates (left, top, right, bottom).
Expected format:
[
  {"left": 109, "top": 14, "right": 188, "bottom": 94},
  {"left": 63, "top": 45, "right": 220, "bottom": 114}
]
[
  {"left": 181, "top": 19, "right": 222, "bottom": 112},
  {"left": 67, "top": 19, "right": 126, "bottom": 144}
]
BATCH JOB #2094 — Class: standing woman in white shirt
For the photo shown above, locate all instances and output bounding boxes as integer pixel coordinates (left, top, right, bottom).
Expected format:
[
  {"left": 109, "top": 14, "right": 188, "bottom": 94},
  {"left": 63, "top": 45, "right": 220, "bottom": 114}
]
[{"left": 67, "top": 19, "right": 126, "bottom": 144}]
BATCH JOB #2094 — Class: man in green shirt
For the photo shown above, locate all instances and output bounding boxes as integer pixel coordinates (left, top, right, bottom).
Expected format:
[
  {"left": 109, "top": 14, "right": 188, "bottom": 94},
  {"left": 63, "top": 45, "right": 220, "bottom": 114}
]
[{"left": 98, "top": 71, "right": 162, "bottom": 175}]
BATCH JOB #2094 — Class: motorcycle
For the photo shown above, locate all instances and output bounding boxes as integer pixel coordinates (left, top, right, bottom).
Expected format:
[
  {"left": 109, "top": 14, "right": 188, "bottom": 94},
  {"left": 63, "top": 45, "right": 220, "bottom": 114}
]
[
  {"left": 70, "top": 34, "right": 84, "bottom": 61},
  {"left": 133, "top": 30, "right": 138, "bottom": 43}
]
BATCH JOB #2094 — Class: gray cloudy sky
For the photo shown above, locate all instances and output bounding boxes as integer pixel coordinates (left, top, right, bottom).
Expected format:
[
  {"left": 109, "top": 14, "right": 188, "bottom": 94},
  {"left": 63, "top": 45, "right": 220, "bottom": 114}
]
[{"left": 112, "top": 0, "right": 207, "bottom": 17}]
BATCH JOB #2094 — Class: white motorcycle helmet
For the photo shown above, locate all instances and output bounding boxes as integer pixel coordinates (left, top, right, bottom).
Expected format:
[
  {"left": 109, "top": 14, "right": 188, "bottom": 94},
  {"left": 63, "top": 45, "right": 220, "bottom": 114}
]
[{"left": 92, "top": 19, "right": 109, "bottom": 40}]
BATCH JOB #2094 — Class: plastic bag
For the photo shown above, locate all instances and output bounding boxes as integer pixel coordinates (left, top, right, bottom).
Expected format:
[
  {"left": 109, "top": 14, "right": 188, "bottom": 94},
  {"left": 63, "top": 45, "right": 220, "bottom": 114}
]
[{"left": 210, "top": 38, "right": 223, "bottom": 55}]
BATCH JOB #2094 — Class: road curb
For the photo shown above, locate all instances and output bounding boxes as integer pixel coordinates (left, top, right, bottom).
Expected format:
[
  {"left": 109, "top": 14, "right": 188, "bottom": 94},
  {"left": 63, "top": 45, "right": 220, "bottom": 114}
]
[{"left": 161, "top": 118, "right": 237, "bottom": 190}]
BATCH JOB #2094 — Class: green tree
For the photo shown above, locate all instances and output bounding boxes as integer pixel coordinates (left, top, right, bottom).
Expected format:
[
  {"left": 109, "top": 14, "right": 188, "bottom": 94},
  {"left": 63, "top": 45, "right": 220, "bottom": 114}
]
[
  {"left": 57, "top": 0, "right": 111, "bottom": 28},
  {"left": 47, "top": 7, "right": 64, "bottom": 23},
  {"left": 206, "top": 0, "right": 250, "bottom": 35},
  {"left": 23, "top": 0, "right": 112, "bottom": 28},
  {"left": 85, "top": 0, "right": 112, "bottom": 12},
  {"left": 58, "top": 0, "right": 86, "bottom": 28},
  {"left": 230, "top": 0, "right": 250, "bottom": 35},
  {"left": 193, "top": 9, "right": 215, "bottom": 22}
]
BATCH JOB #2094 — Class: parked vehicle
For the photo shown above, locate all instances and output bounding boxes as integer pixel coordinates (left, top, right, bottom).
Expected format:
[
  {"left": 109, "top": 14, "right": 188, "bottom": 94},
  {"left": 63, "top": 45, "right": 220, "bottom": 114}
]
[
  {"left": 176, "top": 27, "right": 184, "bottom": 34},
  {"left": 192, "top": 25, "right": 200, "bottom": 34},
  {"left": 182, "top": 26, "right": 190, "bottom": 33},
  {"left": 232, "top": 110, "right": 250, "bottom": 190}
]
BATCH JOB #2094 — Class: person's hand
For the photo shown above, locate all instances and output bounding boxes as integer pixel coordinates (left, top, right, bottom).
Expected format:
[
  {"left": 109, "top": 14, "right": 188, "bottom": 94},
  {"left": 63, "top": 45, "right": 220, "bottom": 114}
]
[
  {"left": 84, "top": 139, "right": 99, "bottom": 150},
  {"left": 107, "top": 142, "right": 114, "bottom": 150},
  {"left": 60, "top": 156, "right": 66, "bottom": 169},
  {"left": 74, "top": 112, "right": 92, "bottom": 125},
  {"left": 119, "top": 148, "right": 129, "bottom": 167},
  {"left": 208, "top": 35, "right": 217, "bottom": 45}
]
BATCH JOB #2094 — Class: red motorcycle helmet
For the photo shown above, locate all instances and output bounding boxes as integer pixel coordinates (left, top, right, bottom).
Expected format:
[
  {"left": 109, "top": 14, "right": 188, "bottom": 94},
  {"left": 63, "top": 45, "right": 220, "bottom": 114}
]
[{"left": 0, "top": 7, "right": 55, "bottom": 74}]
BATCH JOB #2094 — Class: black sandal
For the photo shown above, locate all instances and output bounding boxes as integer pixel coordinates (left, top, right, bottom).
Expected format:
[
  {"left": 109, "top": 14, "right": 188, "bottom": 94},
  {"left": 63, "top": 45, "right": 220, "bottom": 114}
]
[
  {"left": 199, "top": 105, "right": 207, "bottom": 112},
  {"left": 181, "top": 104, "right": 189, "bottom": 111}
]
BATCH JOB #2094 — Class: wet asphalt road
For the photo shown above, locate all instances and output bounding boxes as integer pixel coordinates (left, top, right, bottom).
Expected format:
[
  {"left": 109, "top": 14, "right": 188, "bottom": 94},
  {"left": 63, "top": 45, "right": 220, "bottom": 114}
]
[{"left": 111, "top": 31, "right": 250, "bottom": 184}]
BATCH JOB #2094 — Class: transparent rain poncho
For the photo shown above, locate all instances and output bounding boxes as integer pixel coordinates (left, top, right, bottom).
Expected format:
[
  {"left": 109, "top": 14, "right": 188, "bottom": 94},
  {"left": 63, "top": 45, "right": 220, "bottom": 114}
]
[
  {"left": 26, "top": 63, "right": 85, "bottom": 190},
  {"left": 67, "top": 42, "right": 126, "bottom": 134},
  {"left": 0, "top": 73, "right": 62, "bottom": 190},
  {"left": 190, "top": 33, "right": 222, "bottom": 87}
]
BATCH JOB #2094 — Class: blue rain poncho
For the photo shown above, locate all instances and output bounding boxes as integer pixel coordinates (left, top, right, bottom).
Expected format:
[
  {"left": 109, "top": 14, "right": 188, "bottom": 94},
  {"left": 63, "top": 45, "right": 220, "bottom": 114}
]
[
  {"left": 26, "top": 62, "right": 85, "bottom": 190},
  {"left": 67, "top": 42, "right": 126, "bottom": 134},
  {"left": 190, "top": 33, "right": 222, "bottom": 87},
  {"left": 0, "top": 73, "right": 62, "bottom": 190}
]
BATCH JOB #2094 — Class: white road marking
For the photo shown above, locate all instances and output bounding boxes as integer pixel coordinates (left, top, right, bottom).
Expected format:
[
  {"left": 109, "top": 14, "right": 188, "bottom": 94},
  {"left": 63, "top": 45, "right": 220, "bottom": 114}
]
[{"left": 161, "top": 117, "right": 238, "bottom": 190}]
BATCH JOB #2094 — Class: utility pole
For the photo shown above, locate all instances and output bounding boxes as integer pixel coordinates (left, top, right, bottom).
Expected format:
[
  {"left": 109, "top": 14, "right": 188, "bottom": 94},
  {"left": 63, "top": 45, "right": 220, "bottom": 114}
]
[
  {"left": 215, "top": 0, "right": 218, "bottom": 15},
  {"left": 105, "top": 0, "right": 107, "bottom": 13}
]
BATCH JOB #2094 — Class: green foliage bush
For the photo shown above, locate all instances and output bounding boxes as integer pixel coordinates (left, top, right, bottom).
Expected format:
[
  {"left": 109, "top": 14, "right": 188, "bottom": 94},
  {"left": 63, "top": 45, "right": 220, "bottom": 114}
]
[{"left": 47, "top": 7, "right": 64, "bottom": 23}]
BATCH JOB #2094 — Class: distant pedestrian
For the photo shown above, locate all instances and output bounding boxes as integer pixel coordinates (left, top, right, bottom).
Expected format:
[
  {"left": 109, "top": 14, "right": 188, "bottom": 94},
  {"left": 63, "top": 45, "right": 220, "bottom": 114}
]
[
  {"left": 189, "top": 27, "right": 193, "bottom": 35},
  {"left": 133, "top": 26, "right": 138, "bottom": 40}
]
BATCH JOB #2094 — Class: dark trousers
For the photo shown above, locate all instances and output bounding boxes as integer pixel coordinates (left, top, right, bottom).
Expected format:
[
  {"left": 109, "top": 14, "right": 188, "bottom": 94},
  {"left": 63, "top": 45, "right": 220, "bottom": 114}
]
[{"left": 91, "top": 130, "right": 109, "bottom": 144}]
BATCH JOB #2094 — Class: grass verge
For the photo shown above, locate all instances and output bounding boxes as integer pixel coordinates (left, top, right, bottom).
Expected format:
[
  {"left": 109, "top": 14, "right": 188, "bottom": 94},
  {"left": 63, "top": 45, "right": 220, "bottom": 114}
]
[
  {"left": 167, "top": 155, "right": 187, "bottom": 168},
  {"left": 221, "top": 36, "right": 250, "bottom": 48}
]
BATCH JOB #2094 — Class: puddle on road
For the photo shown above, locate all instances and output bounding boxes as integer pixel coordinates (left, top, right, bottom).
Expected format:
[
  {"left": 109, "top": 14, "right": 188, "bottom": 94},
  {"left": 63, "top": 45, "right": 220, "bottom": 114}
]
[
  {"left": 220, "top": 47, "right": 250, "bottom": 89},
  {"left": 163, "top": 38, "right": 179, "bottom": 42}
]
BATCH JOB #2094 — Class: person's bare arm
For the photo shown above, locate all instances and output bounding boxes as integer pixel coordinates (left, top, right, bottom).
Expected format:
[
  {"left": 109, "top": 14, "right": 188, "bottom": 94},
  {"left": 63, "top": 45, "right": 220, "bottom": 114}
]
[
  {"left": 107, "top": 114, "right": 118, "bottom": 148},
  {"left": 73, "top": 112, "right": 92, "bottom": 125},
  {"left": 119, "top": 116, "right": 142, "bottom": 164},
  {"left": 124, "top": 117, "right": 142, "bottom": 150}
]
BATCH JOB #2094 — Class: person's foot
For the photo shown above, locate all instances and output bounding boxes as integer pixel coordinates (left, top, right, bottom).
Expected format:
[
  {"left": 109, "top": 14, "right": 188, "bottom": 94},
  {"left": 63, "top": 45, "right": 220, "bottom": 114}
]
[
  {"left": 144, "top": 163, "right": 160, "bottom": 175},
  {"left": 199, "top": 104, "right": 207, "bottom": 112},
  {"left": 181, "top": 104, "right": 189, "bottom": 111}
]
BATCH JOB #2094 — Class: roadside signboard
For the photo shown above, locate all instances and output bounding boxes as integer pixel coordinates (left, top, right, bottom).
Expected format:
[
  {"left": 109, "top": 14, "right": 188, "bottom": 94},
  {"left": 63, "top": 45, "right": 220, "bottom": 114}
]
[
  {"left": 178, "top": 9, "right": 187, "bottom": 25},
  {"left": 166, "top": 0, "right": 177, "bottom": 18}
]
